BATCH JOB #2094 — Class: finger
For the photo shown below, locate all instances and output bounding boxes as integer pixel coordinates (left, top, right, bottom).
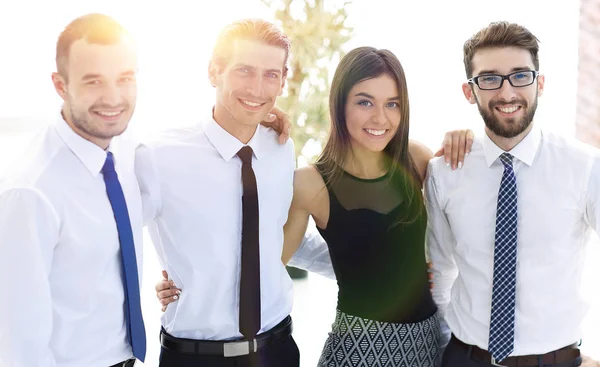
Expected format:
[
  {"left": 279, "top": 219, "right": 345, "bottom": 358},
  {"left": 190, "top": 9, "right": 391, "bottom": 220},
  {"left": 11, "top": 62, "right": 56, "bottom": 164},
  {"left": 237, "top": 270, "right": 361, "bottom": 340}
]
[
  {"left": 458, "top": 131, "right": 466, "bottom": 169},
  {"left": 443, "top": 134, "right": 452, "bottom": 166},
  {"left": 466, "top": 129, "right": 475, "bottom": 155},
  {"left": 434, "top": 146, "right": 444, "bottom": 157},
  {"left": 266, "top": 113, "right": 276, "bottom": 122},
  {"left": 429, "top": 282, "right": 435, "bottom": 290},
  {"left": 451, "top": 132, "right": 459, "bottom": 170},
  {"left": 155, "top": 280, "right": 171, "bottom": 292},
  {"left": 427, "top": 262, "right": 433, "bottom": 269},
  {"left": 158, "top": 288, "right": 181, "bottom": 301},
  {"left": 161, "top": 305, "right": 167, "bottom": 312},
  {"left": 162, "top": 270, "right": 169, "bottom": 280}
]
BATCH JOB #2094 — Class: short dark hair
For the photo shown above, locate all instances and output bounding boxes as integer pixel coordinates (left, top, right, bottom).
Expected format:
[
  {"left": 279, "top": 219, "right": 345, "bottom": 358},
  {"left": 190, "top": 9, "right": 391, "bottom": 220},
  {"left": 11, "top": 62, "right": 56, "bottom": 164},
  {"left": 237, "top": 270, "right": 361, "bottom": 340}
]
[
  {"left": 463, "top": 21, "right": 540, "bottom": 78},
  {"left": 56, "top": 13, "right": 130, "bottom": 80},
  {"left": 211, "top": 18, "right": 291, "bottom": 76}
]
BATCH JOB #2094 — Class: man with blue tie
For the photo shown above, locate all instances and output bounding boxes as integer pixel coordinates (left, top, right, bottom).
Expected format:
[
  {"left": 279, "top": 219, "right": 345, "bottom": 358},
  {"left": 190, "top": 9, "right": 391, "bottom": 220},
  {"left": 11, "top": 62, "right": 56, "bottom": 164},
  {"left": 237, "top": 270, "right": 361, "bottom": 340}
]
[
  {"left": 0, "top": 14, "right": 145, "bottom": 366},
  {"left": 427, "top": 21, "right": 600, "bottom": 367}
]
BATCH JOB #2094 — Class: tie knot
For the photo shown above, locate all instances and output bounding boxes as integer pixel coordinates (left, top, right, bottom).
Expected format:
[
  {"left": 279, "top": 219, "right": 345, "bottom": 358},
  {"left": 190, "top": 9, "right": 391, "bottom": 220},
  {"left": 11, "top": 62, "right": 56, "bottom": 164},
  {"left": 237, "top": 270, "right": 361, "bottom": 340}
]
[
  {"left": 102, "top": 152, "right": 116, "bottom": 174},
  {"left": 499, "top": 152, "right": 513, "bottom": 168},
  {"left": 237, "top": 146, "right": 253, "bottom": 164}
]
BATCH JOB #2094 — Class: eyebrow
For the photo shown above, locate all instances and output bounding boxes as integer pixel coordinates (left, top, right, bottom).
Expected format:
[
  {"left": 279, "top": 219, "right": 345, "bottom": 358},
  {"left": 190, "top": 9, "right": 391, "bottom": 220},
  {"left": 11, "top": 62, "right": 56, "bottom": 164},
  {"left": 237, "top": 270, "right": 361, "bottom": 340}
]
[
  {"left": 354, "top": 92, "right": 400, "bottom": 100},
  {"left": 80, "top": 70, "right": 136, "bottom": 81},
  {"left": 476, "top": 66, "right": 533, "bottom": 75},
  {"left": 234, "top": 64, "right": 282, "bottom": 74}
]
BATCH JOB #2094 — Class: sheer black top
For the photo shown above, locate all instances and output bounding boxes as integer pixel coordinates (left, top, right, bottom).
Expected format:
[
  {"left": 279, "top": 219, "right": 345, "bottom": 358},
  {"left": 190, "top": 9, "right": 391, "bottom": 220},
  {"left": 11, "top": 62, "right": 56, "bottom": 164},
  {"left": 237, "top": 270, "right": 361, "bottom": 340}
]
[{"left": 316, "top": 165, "right": 437, "bottom": 323}]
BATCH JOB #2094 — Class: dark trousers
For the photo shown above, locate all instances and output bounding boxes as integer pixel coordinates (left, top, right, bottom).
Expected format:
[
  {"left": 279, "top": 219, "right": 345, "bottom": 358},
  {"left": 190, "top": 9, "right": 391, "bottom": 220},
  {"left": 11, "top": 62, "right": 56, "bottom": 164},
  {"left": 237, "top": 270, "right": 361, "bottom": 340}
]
[
  {"left": 159, "top": 334, "right": 300, "bottom": 367},
  {"left": 441, "top": 336, "right": 582, "bottom": 367}
]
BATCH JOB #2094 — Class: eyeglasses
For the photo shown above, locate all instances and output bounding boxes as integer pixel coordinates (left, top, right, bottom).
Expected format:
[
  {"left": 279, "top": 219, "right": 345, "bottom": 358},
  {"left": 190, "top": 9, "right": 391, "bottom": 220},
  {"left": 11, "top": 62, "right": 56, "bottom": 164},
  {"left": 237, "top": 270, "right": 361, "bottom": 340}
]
[{"left": 468, "top": 70, "right": 539, "bottom": 90}]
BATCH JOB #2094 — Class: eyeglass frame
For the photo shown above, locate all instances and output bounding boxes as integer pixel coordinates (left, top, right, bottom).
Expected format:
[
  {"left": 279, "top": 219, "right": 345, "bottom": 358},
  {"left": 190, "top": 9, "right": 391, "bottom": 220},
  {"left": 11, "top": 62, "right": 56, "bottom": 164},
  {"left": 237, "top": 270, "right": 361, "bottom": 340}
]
[{"left": 467, "top": 70, "right": 540, "bottom": 91}]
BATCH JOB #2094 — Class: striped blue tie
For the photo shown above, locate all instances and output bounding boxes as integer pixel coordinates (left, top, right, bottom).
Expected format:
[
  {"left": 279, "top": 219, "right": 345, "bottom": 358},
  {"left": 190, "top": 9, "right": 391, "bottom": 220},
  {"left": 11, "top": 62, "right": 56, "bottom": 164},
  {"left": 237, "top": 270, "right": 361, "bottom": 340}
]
[
  {"left": 102, "top": 152, "right": 147, "bottom": 362},
  {"left": 488, "top": 152, "right": 518, "bottom": 363}
]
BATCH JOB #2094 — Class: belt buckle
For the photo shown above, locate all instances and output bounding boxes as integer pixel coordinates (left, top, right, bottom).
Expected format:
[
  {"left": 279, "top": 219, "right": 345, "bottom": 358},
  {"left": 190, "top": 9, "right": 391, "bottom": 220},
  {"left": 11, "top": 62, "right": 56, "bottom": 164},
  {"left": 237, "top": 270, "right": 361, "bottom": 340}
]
[
  {"left": 223, "top": 339, "right": 258, "bottom": 357},
  {"left": 490, "top": 357, "right": 506, "bottom": 367}
]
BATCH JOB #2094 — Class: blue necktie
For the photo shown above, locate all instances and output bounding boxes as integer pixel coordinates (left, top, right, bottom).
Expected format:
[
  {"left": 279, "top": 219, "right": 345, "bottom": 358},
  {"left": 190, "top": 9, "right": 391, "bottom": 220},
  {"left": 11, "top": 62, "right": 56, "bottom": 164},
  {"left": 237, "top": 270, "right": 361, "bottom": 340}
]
[
  {"left": 488, "top": 152, "right": 518, "bottom": 362},
  {"left": 102, "top": 152, "right": 146, "bottom": 362}
]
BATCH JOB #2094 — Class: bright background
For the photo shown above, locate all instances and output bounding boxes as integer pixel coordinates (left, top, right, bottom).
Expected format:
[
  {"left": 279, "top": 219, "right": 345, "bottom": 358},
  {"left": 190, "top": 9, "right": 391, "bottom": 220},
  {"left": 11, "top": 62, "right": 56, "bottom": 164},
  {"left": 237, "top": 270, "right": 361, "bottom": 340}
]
[{"left": 0, "top": 1, "right": 598, "bottom": 366}]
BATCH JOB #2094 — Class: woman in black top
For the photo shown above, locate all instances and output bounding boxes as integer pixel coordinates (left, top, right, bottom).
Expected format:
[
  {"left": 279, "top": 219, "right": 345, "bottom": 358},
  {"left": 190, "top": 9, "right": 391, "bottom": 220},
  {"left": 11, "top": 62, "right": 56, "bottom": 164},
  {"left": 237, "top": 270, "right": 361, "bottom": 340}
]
[{"left": 282, "top": 47, "right": 446, "bottom": 366}]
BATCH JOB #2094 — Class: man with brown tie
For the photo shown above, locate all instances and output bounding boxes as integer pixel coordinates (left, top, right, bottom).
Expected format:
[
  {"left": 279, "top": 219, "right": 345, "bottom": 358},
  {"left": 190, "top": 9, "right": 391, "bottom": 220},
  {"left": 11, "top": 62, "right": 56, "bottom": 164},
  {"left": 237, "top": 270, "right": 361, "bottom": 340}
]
[{"left": 135, "top": 18, "right": 299, "bottom": 366}]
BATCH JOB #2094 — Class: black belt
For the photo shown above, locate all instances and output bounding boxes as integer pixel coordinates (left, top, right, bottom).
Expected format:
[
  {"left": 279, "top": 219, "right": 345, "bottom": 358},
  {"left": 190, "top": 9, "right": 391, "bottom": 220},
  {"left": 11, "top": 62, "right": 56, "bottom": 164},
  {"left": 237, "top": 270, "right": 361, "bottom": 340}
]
[
  {"left": 451, "top": 335, "right": 580, "bottom": 367},
  {"left": 160, "top": 316, "right": 293, "bottom": 357},
  {"left": 109, "top": 359, "right": 135, "bottom": 367}
]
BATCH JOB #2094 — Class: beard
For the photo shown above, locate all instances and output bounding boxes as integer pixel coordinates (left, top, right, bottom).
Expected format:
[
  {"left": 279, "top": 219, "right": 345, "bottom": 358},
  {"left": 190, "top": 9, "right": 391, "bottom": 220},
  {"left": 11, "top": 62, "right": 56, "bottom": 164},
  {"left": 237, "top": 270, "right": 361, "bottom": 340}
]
[
  {"left": 68, "top": 100, "right": 131, "bottom": 140},
  {"left": 475, "top": 93, "right": 538, "bottom": 139}
]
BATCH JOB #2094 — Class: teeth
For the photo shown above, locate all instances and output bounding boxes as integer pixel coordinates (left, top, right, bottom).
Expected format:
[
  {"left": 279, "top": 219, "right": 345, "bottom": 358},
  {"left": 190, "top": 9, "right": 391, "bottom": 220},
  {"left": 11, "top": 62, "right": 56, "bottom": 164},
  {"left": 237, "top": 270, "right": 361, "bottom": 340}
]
[
  {"left": 366, "top": 129, "right": 386, "bottom": 136},
  {"left": 241, "top": 100, "right": 262, "bottom": 107},
  {"left": 96, "top": 111, "right": 121, "bottom": 117},
  {"left": 498, "top": 106, "right": 519, "bottom": 114}
]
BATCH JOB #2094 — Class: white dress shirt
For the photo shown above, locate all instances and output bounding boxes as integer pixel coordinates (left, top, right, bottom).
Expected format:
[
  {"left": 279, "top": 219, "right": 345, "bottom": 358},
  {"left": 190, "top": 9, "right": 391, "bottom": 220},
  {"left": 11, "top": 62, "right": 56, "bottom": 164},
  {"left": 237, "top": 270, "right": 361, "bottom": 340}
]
[
  {"left": 0, "top": 118, "right": 144, "bottom": 367},
  {"left": 135, "top": 116, "right": 295, "bottom": 340},
  {"left": 426, "top": 125, "right": 600, "bottom": 356}
]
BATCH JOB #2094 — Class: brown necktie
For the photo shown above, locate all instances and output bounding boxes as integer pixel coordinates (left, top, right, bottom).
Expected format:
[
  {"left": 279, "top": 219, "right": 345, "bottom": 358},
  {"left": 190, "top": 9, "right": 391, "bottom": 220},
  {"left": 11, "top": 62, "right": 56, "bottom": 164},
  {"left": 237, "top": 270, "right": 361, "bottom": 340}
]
[{"left": 236, "top": 146, "right": 261, "bottom": 339}]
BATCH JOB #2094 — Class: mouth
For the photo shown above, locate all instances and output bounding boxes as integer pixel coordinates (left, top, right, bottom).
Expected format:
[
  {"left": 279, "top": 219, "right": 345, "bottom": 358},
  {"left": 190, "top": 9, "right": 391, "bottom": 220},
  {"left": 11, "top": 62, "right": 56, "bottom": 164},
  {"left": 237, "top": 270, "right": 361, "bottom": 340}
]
[
  {"left": 364, "top": 128, "right": 388, "bottom": 138},
  {"left": 92, "top": 109, "right": 126, "bottom": 121},
  {"left": 238, "top": 98, "right": 267, "bottom": 112},
  {"left": 494, "top": 105, "right": 522, "bottom": 117}
]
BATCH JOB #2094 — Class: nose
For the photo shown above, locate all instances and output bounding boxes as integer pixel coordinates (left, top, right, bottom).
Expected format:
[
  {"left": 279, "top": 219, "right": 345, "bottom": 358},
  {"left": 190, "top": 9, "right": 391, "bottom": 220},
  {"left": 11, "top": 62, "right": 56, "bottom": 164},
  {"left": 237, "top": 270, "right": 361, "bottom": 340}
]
[
  {"left": 245, "top": 74, "right": 265, "bottom": 100},
  {"left": 496, "top": 78, "right": 518, "bottom": 102},
  {"left": 100, "top": 82, "right": 122, "bottom": 106},
  {"left": 371, "top": 105, "right": 389, "bottom": 125}
]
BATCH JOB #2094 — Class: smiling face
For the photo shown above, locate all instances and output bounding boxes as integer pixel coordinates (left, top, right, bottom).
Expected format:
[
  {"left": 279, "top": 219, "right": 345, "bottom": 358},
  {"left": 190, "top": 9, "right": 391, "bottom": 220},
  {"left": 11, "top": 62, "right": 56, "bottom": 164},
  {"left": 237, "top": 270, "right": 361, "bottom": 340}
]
[
  {"left": 345, "top": 74, "right": 401, "bottom": 154},
  {"left": 52, "top": 37, "right": 137, "bottom": 149},
  {"left": 210, "top": 39, "right": 286, "bottom": 131},
  {"left": 462, "top": 46, "right": 544, "bottom": 139}
]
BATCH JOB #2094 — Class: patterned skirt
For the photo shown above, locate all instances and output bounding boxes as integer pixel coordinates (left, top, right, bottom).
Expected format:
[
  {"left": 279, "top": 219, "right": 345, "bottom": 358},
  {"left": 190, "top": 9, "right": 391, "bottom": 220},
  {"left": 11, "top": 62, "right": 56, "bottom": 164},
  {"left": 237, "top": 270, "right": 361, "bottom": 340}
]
[{"left": 317, "top": 309, "right": 441, "bottom": 367}]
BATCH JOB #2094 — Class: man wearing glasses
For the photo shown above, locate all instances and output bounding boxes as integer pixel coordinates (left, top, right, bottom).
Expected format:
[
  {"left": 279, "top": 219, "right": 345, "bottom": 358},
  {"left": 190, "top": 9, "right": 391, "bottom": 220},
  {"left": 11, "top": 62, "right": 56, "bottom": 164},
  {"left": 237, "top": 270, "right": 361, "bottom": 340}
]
[{"left": 427, "top": 21, "right": 600, "bottom": 367}]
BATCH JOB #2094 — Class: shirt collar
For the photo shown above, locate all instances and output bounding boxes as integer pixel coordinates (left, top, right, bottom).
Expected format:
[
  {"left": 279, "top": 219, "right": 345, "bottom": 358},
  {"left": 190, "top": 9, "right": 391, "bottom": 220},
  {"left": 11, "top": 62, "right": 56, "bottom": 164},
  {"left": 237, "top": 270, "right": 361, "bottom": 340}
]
[
  {"left": 482, "top": 124, "right": 541, "bottom": 167},
  {"left": 204, "top": 113, "right": 262, "bottom": 162},
  {"left": 53, "top": 115, "right": 112, "bottom": 176}
]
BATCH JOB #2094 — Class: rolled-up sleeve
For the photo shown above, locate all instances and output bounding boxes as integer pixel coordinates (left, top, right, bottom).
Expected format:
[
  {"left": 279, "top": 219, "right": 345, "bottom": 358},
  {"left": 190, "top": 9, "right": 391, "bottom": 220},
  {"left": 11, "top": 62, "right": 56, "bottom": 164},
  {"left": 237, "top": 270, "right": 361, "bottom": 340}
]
[{"left": 288, "top": 231, "right": 335, "bottom": 280}]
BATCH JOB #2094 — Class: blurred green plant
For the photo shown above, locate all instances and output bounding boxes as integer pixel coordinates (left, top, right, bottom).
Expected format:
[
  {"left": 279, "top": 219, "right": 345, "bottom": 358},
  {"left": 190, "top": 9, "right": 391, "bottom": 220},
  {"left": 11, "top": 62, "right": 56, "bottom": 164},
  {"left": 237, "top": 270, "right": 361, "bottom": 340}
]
[{"left": 262, "top": 0, "right": 353, "bottom": 163}]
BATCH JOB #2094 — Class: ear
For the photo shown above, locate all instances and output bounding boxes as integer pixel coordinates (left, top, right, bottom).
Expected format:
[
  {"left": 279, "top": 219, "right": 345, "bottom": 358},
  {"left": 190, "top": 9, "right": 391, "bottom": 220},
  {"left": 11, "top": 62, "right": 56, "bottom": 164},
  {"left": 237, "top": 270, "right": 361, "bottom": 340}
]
[
  {"left": 208, "top": 60, "right": 218, "bottom": 88},
  {"left": 51, "top": 72, "right": 68, "bottom": 101},
  {"left": 536, "top": 73, "right": 545, "bottom": 98},
  {"left": 462, "top": 82, "right": 477, "bottom": 104},
  {"left": 278, "top": 74, "right": 287, "bottom": 96}
]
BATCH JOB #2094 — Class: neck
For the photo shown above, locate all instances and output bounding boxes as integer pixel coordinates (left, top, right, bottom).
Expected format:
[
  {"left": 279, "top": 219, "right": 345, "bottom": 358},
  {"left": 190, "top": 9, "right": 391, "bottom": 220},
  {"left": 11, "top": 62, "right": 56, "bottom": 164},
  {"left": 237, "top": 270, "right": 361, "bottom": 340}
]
[
  {"left": 61, "top": 107, "right": 111, "bottom": 150},
  {"left": 213, "top": 104, "right": 257, "bottom": 144},
  {"left": 342, "top": 145, "right": 390, "bottom": 179},
  {"left": 486, "top": 122, "right": 534, "bottom": 152}
]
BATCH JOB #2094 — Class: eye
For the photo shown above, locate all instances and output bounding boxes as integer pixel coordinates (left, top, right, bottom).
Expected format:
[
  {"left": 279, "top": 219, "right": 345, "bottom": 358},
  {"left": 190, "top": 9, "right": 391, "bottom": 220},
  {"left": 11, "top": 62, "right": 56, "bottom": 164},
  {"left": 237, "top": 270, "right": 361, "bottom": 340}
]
[
  {"left": 119, "top": 75, "right": 135, "bottom": 83},
  {"left": 237, "top": 67, "right": 250, "bottom": 74},
  {"left": 357, "top": 100, "right": 372, "bottom": 107},
  {"left": 386, "top": 101, "right": 399, "bottom": 108},
  {"left": 86, "top": 80, "right": 101, "bottom": 85},
  {"left": 480, "top": 75, "right": 500, "bottom": 83},
  {"left": 513, "top": 72, "right": 528, "bottom": 80},
  {"left": 265, "top": 72, "right": 278, "bottom": 79}
]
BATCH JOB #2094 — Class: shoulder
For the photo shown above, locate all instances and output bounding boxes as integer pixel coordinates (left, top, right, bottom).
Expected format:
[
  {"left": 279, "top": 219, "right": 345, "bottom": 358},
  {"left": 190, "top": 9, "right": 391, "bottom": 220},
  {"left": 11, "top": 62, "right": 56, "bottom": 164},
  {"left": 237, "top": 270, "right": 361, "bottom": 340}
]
[
  {"left": 259, "top": 125, "right": 295, "bottom": 156},
  {"left": 1, "top": 126, "right": 62, "bottom": 191},
  {"left": 541, "top": 130, "right": 598, "bottom": 158},
  {"left": 409, "top": 139, "right": 434, "bottom": 182},
  {"left": 293, "top": 165, "right": 327, "bottom": 203}
]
